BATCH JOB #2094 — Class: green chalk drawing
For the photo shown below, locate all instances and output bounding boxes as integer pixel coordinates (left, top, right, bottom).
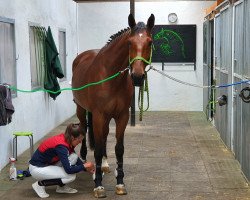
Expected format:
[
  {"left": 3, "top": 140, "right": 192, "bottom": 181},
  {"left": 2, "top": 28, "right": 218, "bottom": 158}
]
[{"left": 154, "top": 28, "right": 186, "bottom": 58}]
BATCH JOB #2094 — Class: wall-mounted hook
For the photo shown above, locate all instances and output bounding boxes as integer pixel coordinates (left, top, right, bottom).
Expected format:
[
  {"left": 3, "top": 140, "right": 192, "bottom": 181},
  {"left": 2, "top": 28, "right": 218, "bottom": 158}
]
[
  {"left": 217, "top": 95, "right": 227, "bottom": 106},
  {"left": 239, "top": 87, "right": 250, "bottom": 103}
]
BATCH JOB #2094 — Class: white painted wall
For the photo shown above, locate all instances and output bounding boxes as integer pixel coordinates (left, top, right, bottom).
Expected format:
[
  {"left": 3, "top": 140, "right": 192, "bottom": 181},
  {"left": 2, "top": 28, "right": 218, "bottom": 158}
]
[
  {"left": 77, "top": 1, "right": 215, "bottom": 111},
  {"left": 0, "top": 0, "right": 77, "bottom": 170}
]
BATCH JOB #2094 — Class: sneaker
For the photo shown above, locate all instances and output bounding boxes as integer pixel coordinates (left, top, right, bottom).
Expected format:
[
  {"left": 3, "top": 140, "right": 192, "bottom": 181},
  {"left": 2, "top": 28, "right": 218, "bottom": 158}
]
[
  {"left": 56, "top": 185, "right": 78, "bottom": 194},
  {"left": 32, "top": 181, "right": 49, "bottom": 198}
]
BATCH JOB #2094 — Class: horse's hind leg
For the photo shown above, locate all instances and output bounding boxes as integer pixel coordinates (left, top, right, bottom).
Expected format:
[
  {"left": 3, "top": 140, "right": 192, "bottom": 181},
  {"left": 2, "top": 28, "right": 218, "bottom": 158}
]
[
  {"left": 76, "top": 104, "right": 87, "bottom": 161},
  {"left": 86, "top": 111, "right": 110, "bottom": 173},
  {"left": 114, "top": 109, "right": 129, "bottom": 195},
  {"left": 92, "top": 113, "right": 110, "bottom": 198}
]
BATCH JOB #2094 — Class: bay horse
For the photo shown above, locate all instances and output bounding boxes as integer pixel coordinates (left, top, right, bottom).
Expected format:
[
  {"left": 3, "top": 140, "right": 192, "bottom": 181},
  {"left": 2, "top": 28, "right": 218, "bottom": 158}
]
[{"left": 72, "top": 14, "right": 155, "bottom": 198}]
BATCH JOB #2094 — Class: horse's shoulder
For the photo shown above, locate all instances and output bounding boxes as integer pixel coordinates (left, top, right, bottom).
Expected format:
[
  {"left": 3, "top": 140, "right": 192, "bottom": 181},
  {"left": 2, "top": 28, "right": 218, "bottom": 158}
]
[{"left": 72, "top": 49, "right": 100, "bottom": 71}]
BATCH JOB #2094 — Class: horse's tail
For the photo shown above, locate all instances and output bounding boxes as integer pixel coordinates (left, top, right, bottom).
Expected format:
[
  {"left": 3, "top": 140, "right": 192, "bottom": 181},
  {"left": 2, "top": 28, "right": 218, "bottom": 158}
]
[{"left": 87, "top": 112, "right": 95, "bottom": 150}]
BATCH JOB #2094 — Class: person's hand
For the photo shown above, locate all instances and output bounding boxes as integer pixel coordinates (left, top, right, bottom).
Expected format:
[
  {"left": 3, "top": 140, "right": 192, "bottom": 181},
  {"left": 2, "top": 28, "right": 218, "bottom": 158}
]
[{"left": 84, "top": 161, "right": 95, "bottom": 174}]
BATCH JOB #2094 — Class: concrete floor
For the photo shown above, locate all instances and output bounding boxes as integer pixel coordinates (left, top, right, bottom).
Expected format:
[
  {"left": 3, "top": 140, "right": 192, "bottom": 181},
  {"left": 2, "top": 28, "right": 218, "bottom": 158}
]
[{"left": 1, "top": 111, "right": 250, "bottom": 200}]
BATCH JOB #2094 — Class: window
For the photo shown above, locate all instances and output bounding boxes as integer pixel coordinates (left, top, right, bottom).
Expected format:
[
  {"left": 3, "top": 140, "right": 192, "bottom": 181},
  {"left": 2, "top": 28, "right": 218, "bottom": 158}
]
[
  {"left": 58, "top": 30, "right": 66, "bottom": 81},
  {"left": 0, "top": 17, "right": 16, "bottom": 95},
  {"left": 29, "top": 25, "right": 46, "bottom": 88}
]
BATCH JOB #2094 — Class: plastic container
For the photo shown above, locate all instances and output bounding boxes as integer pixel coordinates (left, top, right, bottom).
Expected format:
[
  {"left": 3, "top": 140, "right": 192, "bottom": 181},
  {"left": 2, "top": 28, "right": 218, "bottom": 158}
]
[{"left": 9, "top": 157, "right": 17, "bottom": 180}]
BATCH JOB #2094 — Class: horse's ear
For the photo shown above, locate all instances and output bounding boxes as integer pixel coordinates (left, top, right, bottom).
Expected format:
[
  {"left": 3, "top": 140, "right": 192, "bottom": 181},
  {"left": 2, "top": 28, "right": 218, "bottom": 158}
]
[
  {"left": 128, "top": 14, "right": 136, "bottom": 29},
  {"left": 147, "top": 14, "right": 155, "bottom": 31}
]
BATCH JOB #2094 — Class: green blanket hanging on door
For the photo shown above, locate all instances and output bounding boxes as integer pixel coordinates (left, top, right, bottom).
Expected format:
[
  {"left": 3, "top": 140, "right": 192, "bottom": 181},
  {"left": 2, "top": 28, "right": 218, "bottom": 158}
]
[{"left": 44, "top": 26, "right": 64, "bottom": 100}]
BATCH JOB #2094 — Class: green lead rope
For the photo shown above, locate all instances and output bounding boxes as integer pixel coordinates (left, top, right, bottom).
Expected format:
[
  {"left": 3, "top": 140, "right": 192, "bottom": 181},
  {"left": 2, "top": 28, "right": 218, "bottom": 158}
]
[
  {"left": 129, "top": 46, "right": 153, "bottom": 121},
  {"left": 138, "top": 72, "right": 150, "bottom": 121},
  {"left": 205, "top": 86, "right": 216, "bottom": 121},
  {"left": 8, "top": 71, "right": 122, "bottom": 94}
]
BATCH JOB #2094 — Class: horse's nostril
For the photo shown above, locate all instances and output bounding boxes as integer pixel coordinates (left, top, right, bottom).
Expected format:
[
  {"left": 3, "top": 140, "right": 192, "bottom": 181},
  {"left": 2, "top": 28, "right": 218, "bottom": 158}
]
[
  {"left": 131, "top": 73, "right": 145, "bottom": 87},
  {"left": 131, "top": 73, "right": 144, "bottom": 78}
]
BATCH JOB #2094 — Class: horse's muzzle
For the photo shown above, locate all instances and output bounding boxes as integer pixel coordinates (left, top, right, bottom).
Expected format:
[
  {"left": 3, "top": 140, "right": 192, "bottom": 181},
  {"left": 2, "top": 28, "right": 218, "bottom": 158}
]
[{"left": 131, "top": 74, "right": 145, "bottom": 87}]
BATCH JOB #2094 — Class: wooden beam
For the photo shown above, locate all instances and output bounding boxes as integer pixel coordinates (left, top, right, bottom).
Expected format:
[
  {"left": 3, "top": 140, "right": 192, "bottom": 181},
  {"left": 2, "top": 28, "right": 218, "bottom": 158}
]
[
  {"left": 73, "top": 0, "right": 216, "bottom": 2},
  {"left": 73, "top": 0, "right": 129, "bottom": 2}
]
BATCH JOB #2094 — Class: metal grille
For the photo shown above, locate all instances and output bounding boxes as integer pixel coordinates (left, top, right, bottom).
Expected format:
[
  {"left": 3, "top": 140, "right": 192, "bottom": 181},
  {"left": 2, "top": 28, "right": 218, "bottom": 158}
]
[
  {"left": 210, "top": 0, "right": 250, "bottom": 181},
  {"left": 215, "top": 69, "right": 221, "bottom": 131},
  {"left": 241, "top": 82, "right": 250, "bottom": 179},
  {"left": 219, "top": 72, "right": 229, "bottom": 147},
  {"left": 203, "top": 20, "right": 213, "bottom": 119},
  {"left": 59, "top": 30, "right": 66, "bottom": 81},
  {"left": 241, "top": 0, "right": 250, "bottom": 180},
  {"left": 233, "top": 77, "right": 242, "bottom": 163},
  {"left": 233, "top": 1, "right": 244, "bottom": 164},
  {"left": 243, "top": 0, "right": 250, "bottom": 77},
  {"left": 29, "top": 26, "right": 46, "bottom": 88},
  {"left": 214, "top": 15, "right": 221, "bottom": 70},
  {"left": 234, "top": 2, "right": 244, "bottom": 75},
  {"left": 203, "top": 21, "right": 209, "bottom": 114},
  {"left": 0, "top": 18, "right": 16, "bottom": 95},
  {"left": 214, "top": 7, "right": 232, "bottom": 148},
  {"left": 220, "top": 7, "right": 232, "bottom": 72}
]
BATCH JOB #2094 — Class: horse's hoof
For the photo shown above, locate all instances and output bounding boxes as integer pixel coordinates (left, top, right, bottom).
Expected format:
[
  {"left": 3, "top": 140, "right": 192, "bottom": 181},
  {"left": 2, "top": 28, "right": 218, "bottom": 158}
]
[
  {"left": 93, "top": 186, "right": 107, "bottom": 198},
  {"left": 115, "top": 184, "right": 127, "bottom": 195},
  {"left": 102, "top": 166, "right": 111, "bottom": 174}
]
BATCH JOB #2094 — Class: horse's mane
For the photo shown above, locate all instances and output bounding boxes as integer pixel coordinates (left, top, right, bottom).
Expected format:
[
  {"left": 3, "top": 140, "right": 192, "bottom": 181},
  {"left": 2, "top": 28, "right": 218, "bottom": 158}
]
[
  {"left": 106, "top": 27, "right": 130, "bottom": 46},
  {"left": 101, "top": 22, "right": 147, "bottom": 51}
]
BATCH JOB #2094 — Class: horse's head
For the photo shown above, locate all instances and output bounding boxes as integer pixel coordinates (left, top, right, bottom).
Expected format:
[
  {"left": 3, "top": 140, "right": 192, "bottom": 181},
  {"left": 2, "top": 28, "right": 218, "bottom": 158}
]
[{"left": 128, "top": 14, "right": 155, "bottom": 87}]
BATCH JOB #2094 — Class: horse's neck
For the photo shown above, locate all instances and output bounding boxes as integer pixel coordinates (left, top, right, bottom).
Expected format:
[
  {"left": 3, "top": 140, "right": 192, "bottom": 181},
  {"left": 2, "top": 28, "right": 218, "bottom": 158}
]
[{"left": 102, "top": 34, "right": 129, "bottom": 73}]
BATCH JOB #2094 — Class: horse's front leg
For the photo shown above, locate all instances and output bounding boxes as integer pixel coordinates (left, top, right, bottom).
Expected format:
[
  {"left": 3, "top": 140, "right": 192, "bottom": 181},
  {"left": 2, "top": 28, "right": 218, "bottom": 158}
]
[
  {"left": 114, "top": 109, "right": 129, "bottom": 195},
  {"left": 101, "top": 132, "right": 111, "bottom": 173},
  {"left": 92, "top": 113, "right": 110, "bottom": 198}
]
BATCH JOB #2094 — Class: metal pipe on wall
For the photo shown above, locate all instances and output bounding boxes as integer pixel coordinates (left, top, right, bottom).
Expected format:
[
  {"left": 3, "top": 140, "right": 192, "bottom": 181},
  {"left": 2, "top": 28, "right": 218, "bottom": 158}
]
[{"left": 130, "top": 0, "right": 135, "bottom": 126}]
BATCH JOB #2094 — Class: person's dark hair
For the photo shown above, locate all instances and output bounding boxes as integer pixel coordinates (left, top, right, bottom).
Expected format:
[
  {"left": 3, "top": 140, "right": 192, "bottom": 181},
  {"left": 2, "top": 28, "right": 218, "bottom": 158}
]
[{"left": 64, "top": 123, "right": 84, "bottom": 144}]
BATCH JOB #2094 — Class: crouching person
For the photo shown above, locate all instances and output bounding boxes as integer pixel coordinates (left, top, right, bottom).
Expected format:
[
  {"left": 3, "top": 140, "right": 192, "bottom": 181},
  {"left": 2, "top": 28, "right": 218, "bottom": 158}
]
[{"left": 29, "top": 123, "right": 94, "bottom": 198}]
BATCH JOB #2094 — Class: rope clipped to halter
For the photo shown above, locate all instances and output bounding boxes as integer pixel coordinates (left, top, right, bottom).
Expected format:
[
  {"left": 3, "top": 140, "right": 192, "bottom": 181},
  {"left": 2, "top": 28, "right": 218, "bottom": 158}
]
[
  {"left": 129, "top": 46, "right": 153, "bottom": 121},
  {"left": 138, "top": 72, "right": 149, "bottom": 121}
]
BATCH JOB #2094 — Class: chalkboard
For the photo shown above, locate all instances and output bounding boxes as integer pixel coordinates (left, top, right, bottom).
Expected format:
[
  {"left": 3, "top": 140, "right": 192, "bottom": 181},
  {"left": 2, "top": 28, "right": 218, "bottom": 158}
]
[{"left": 152, "top": 25, "right": 196, "bottom": 63}]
